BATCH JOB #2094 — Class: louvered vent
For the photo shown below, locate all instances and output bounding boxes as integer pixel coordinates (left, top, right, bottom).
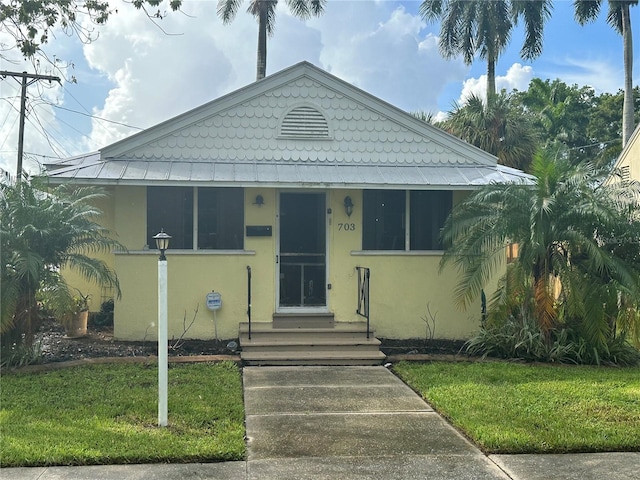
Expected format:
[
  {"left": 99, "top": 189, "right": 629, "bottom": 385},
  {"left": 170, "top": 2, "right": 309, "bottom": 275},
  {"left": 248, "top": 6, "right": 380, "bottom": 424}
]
[
  {"left": 280, "top": 106, "right": 330, "bottom": 138},
  {"left": 621, "top": 165, "right": 630, "bottom": 182}
]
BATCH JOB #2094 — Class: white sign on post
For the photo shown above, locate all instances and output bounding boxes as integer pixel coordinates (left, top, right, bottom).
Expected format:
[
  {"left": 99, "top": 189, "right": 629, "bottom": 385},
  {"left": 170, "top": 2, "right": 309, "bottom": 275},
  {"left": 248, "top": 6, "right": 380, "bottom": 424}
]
[{"left": 206, "top": 291, "right": 222, "bottom": 311}]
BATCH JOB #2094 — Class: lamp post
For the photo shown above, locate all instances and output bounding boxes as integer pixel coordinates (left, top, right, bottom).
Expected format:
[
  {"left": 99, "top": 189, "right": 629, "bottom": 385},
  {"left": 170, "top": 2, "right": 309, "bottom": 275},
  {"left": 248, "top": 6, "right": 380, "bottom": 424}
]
[{"left": 153, "top": 229, "right": 171, "bottom": 427}]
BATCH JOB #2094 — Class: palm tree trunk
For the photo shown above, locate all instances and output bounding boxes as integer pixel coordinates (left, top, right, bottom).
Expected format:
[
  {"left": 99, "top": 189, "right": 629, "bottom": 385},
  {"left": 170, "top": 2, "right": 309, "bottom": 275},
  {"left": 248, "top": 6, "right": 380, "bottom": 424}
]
[
  {"left": 534, "top": 275, "right": 556, "bottom": 343},
  {"left": 256, "top": 2, "right": 268, "bottom": 80},
  {"left": 487, "top": 57, "right": 496, "bottom": 102},
  {"left": 621, "top": 4, "right": 635, "bottom": 147}
]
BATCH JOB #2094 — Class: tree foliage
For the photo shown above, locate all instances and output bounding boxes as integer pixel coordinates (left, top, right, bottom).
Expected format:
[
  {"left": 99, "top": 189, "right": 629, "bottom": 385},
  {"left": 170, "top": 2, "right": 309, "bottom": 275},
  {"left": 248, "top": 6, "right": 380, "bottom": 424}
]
[
  {"left": 0, "top": 178, "right": 125, "bottom": 347},
  {"left": 512, "top": 79, "right": 593, "bottom": 152},
  {"left": 420, "top": 0, "right": 551, "bottom": 99},
  {"left": 440, "top": 92, "right": 538, "bottom": 171},
  {"left": 441, "top": 151, "right": 640, "bottom": 357},
  {"left": 0, "top": 0, "right": 182, "bottom": 58},
  {"left": 511, "top": 79, "right": 640, "bottom": 166},
  {"left": 431, "top": 79, "right": 640, "bottom": 170}
]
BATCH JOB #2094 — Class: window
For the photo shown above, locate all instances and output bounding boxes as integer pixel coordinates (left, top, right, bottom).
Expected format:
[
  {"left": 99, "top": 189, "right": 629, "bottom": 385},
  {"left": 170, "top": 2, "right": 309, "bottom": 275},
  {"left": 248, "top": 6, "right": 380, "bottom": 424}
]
[
  {"left": 147, "top": 187, "right": 244, "bottom": 250},
  {"left": 362, "top": 190, "right": 405, "bottom": 250},
  {"left": 147, "top": 187, "right": 193, "bottom": 249},
  {"left": 197, "top": 188, "right": 244, "bottom": 249},
  {"left": 410, "top": 191, "right": 452, "bottom": 250},
  {"left": 362, "top": 189, "right": 452, "bottom": 251}
]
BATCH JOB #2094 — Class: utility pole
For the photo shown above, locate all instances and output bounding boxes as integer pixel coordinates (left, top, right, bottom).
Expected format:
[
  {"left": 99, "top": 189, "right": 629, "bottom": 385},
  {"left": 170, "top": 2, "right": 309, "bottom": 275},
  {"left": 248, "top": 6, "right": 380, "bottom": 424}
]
[{"left": 0, "top": 70, "right": 61, "bottom": 181}]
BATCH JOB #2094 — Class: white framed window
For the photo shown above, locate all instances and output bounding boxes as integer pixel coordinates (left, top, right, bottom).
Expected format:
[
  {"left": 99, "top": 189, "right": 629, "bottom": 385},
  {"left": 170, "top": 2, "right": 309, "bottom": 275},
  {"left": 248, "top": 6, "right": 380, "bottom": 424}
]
[
  {"left": 147, "top": 187, "right": 244, "bottom": 250},
  {"left": 362, "top": 190, "right": 452, "bottom": 251}
]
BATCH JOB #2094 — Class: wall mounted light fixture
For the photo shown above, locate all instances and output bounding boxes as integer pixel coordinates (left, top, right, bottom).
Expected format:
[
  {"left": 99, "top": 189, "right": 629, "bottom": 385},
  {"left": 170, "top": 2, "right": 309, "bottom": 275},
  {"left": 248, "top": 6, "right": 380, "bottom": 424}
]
[
  {"left": 254, "top": 194, "right": 264, "bottom": 206},
  {"left": 343, "top": 196, "right": 354, "bottom": 217}
]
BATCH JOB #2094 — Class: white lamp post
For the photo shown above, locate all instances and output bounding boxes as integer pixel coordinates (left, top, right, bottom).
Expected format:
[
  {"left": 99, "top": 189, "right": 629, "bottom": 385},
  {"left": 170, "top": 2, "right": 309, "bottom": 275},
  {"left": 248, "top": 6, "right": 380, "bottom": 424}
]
[{"left": 153, "top": 229, "right": 171, "bottom": 427}]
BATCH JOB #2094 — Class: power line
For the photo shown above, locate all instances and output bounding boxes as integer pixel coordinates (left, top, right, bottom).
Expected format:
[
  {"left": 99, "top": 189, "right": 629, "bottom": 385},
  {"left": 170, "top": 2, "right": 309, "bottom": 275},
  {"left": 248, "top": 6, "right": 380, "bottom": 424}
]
[
  {"left": 0, "top": 114, "right": 19, "bottom": 151},
  {"left": 59, "top": 84, "right": 139, "bottom": 140},
  {"left": 45, "top": 101, "right": 144, "bottom": 130},
  {"left": 25, "top": 108, "right": 71, "bottom": 159},
  {"left": 0, "top": 70, "right": 61, "bottom": 180},
  {"left": 0, "top": 95, "right": 20, "bottom": 131}
]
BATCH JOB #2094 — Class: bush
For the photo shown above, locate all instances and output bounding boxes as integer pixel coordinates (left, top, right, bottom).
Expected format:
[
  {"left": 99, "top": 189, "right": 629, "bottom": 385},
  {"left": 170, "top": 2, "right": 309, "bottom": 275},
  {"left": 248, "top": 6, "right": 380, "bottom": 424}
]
[
  {"left": 465, "top": 308, "right": 640, "bottom": 366},
  {"left": 91, "top": 299, "right": 114, "bottom": 328},
  {"left": 0, "top": 338, "right": 43, "bottom": 368}
]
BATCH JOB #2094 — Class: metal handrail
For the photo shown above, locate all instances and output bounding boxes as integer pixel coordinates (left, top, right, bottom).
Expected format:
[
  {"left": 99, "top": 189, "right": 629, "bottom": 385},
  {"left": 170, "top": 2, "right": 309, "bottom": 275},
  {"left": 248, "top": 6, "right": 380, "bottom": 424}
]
[
  {"left": 356, "top": 266, "right": 371, "bottom": 339},
  {"left": 246, "top": 266, "right": 252, "bottom": 340}
]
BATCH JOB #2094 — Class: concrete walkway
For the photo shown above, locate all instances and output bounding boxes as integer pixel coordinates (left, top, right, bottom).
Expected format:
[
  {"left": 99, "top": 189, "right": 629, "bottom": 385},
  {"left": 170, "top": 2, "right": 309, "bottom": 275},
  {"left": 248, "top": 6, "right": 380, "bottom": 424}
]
[
  {"left": 3, "top": 365, "right": 639, "bottom": 479},
  {"left": 243, "top": 365, "right": 509, "bottom": 479}
]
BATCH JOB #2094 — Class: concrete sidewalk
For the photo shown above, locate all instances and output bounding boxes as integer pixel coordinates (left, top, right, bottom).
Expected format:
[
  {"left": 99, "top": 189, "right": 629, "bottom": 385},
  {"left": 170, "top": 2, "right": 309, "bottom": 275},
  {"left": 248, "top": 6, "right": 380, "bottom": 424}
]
[{"left": 3, "top": 365, "right": 639, "bottom": 479}]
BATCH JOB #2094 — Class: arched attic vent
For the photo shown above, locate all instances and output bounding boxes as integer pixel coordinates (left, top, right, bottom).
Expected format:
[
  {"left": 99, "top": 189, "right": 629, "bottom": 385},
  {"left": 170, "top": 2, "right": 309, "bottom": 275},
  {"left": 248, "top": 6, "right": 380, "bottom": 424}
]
[{"left": 279, "top": 105, "right": 331, "bottom": 139}]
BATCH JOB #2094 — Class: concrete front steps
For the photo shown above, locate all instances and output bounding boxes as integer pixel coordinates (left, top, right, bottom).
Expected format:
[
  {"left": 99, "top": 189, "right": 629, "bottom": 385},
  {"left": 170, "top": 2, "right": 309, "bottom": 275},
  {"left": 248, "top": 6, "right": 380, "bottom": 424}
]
[{"left": 239, "top": 319, "right": 386, "bottom": 366}]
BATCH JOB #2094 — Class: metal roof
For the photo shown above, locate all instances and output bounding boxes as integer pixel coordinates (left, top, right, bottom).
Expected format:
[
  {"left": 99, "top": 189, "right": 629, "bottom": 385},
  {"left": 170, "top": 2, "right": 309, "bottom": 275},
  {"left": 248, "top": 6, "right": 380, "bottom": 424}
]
[
  {"left": 47, "top": 155, "right": 531, "bottom": 188},
  {"left": 45, "top": 62, "right": 533, "bottom": 188}
]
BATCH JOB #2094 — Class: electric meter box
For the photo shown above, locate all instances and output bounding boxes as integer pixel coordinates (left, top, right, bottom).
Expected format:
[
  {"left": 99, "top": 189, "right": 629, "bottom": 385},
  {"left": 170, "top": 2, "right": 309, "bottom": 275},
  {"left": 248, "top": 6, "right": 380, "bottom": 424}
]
[{"left": 206, "top": 292, "right": 222, "bottom": 311}]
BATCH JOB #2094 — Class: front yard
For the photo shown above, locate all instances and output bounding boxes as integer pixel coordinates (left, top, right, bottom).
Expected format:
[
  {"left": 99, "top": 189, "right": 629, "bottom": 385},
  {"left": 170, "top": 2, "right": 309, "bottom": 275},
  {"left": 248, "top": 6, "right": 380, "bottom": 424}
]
[
  {"left": 0, "top": 361, "right": 245, "bottom": 467},
  {"left": 394, "top": 361, "right": 640, "bottom": 453},
  {"left": 2, "top": 359, "right": 639, "bottom": 467}
]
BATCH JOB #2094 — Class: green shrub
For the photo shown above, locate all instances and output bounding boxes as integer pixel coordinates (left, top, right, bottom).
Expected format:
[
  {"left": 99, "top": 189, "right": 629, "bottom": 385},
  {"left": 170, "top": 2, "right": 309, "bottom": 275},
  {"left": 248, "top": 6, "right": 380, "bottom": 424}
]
[
  {"left": 91, "top": 299, "right": 114, "bottom": 328},
  {"left": 465, "top": 308, "right": 640, "bottom": 366},
  {"left": 0, "top": 338, "right": 43, "bottom": 368}
]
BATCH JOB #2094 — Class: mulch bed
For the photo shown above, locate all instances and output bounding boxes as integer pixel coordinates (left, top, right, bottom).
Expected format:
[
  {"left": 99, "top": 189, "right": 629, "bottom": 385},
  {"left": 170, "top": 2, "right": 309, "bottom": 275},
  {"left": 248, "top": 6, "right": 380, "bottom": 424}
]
[
  {"left": 5, "top": 319, "right": 482, "bottom": 372},
  {"left": 32, "top": 318, "right": 240, "bottom": 364}
]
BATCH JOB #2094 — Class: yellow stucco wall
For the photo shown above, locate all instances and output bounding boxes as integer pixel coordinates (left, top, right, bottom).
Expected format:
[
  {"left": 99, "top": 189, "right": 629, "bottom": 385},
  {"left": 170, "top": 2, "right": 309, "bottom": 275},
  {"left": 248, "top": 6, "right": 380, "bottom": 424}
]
[
  {"left": 325, "top": 189, "right": 485, "bottom": 340},
  {"left": 107, "top": 186, "right": 496, "bottom": 341},
  {"left": 60, "top": 186, "right": 118, "bottom": 312},
  {"left": 616, "top": 125, "right": 640, "bottom": 182}
]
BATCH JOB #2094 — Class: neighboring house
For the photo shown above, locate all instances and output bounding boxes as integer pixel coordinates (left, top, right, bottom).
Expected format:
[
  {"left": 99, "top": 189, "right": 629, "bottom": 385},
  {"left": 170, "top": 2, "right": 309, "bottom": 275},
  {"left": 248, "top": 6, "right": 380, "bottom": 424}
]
[
  {"left": 46, "top": 62, "right": 529, "bottom": 364},
  {"left": 614, "top": 123, "right": 640, "bottom": 183}
]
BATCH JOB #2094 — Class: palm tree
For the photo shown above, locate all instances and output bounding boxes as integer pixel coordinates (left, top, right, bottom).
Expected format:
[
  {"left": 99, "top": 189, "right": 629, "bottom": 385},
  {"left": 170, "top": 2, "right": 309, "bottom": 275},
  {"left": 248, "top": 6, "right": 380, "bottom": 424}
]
[
  {"left": 512, "top": 78, "right": 595, "bottom": 162},
  {"left": 218, "top": 0, "right": 326, "bottom": 80},
  {"left": 574, "top": 0, "right": 638, "bottom": 146},
  {"left": 440, "top": 151, "right": 640, "bottom": 349},
  {"left": 0, "top": 179, "right": 124, "bottom": 347},
  {"left": 420, "top": 0, "right": 552, "bottom": 100},
  {"left": 441, "top": 92, "right": 539, "bottom": 171}
]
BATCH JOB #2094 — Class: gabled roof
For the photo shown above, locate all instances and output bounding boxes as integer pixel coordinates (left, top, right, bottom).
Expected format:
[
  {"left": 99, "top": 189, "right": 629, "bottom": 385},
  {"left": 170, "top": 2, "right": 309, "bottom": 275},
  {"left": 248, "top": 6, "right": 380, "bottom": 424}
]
[{"left": 46, "top": 61, "right": 531, "bottom": 188}]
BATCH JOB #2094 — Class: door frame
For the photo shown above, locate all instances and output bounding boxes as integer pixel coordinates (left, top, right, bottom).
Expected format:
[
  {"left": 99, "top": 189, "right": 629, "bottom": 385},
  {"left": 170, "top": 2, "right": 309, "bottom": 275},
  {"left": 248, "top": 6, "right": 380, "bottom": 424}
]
[{"left": 275, "top": 190, "right": 330, "bottom": 313}]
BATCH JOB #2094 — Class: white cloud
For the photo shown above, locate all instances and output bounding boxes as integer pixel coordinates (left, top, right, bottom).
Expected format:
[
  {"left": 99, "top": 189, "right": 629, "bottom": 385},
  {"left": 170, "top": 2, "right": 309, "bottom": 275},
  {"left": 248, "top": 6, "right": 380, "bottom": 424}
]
[
  {"left": 457, "top": 63, "right": 534, "bottom": 104},
  {"left": 312, "top": 4, "right": 467, "bottom": 113}
]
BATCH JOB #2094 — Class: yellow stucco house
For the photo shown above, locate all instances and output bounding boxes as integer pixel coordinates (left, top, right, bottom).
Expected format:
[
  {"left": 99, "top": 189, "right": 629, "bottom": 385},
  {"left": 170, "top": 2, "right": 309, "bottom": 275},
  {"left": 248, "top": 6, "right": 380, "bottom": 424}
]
[
  {"left": 614, "top": 123, "right": 640, "bottom": 183},
  {"left": 46, "top": 62, "right": 529, "bottom": 364}
]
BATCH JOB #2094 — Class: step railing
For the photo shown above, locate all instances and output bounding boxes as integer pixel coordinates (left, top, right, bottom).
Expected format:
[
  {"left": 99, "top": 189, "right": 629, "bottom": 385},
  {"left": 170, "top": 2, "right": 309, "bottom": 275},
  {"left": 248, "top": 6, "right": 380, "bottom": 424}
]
[
  {"left": 246, "top": 265, "right": 252, "bottom": 340},
  {"left": 356, "top": 266, "right": 370, "bottom": 339}
]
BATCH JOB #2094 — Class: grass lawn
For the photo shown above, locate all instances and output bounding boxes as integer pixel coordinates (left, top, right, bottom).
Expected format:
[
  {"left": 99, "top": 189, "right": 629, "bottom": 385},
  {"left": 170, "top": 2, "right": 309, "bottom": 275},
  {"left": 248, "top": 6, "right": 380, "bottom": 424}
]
[
  {"left": 394, "top": 361, "right": 640, "bottom": 454},
  {"left": 0, "top": 361, "right": 245, "bottom": 467}
]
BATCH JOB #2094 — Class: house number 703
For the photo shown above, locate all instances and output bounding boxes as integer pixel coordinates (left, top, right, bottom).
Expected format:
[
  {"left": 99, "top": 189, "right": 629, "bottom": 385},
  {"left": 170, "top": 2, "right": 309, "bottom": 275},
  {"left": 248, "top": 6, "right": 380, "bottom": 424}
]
[{"left": 338, "top": 223, "right": 356, "bottom": 231}]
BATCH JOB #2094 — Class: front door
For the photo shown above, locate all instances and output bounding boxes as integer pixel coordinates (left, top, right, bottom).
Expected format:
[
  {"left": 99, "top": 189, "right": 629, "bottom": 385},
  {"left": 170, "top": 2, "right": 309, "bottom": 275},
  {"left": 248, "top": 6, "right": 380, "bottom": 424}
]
[{"left": 278, "top": 192, "right": 327, "bottom": 309}]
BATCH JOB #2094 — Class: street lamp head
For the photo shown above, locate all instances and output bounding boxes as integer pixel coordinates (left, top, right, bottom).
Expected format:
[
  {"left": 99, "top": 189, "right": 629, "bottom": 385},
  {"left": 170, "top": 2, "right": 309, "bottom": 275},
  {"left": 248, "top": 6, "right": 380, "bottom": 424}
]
[{"left": 153, "top": 229, "right": 171, "bottom": 260}]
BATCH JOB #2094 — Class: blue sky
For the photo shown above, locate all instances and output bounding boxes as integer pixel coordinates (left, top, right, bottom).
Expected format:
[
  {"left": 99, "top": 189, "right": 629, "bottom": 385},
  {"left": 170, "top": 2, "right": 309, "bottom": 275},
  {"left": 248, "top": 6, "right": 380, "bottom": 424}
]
[{"left": 0, "top": 0, "right": 638, "bottom": 176}]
